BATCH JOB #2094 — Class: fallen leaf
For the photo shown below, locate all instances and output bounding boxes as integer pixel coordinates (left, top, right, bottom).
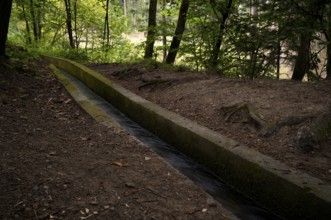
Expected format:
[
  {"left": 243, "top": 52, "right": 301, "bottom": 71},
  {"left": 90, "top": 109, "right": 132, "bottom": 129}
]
[
  {"left": 145, "top": 156, "right": 151, "bottom": 161},
  {"left": 111, "top": 161, "right": 128, "bottom": 167},
  {"left": 81, "top": 137, "right": 89, "bottom": 141},
  {"left": 64, "top": 99, "right": 72, "bottom": 104},
  {"left": 85, "top": 208, "right": 90, "bottom": 214},
  {"left": 202, "top": 208, "right": 208, "bottom": 212},
  {"left": 49, "top": 151, "right": 57, "bottom": 156},
  {"left": 90, "top": 197, "right": 98, "bottom": 205},
  {"left": 80, "top": 214, "right": 92, "bottom": 220}
]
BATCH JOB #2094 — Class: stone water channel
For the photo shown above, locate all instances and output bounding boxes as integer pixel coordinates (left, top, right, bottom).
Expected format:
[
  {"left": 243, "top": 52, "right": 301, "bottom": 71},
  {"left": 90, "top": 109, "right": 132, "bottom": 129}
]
[{"left": 59, "top": 70, "right": 282, "bottom": 220}]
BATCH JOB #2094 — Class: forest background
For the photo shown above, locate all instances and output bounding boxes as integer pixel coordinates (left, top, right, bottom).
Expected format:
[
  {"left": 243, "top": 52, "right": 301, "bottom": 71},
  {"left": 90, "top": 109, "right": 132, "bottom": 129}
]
[{"left": 2, "top": 0, "right": 331, "bottom": 81}]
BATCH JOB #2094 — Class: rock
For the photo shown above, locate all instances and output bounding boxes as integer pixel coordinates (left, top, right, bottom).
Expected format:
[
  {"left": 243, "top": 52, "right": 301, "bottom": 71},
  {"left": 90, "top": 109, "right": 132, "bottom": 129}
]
[
  {"left": 295, "top": 125, "right": 319, "bottom": 152},
  {"left": 206, "top": 197, "right": 217, "bottom": 207}
]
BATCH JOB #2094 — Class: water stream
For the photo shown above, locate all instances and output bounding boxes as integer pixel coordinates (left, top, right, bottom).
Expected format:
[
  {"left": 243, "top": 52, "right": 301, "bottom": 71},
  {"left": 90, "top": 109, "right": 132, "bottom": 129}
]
[{"left": 60, "top": 70, "right": 282, "bottom": 220}]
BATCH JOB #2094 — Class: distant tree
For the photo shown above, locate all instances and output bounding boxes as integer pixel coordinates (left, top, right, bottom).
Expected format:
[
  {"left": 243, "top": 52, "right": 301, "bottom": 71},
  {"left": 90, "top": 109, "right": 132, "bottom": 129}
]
[
  {"left": 64, "top": 0, "right": 75, "bottom": 48},
  {"left": 103, "top": 0, "right": 110, "bottom": 51},
  {"left": 291, "top": 0, "right": 329, "bottom": 80},
  {"left": 291, "top": 33, "right": 311, "bottom": 80},
  {"left": 166, "top": 0, "right": 190, "bottom": 64},
  {"left": 29, "top": 0, "right": 43, "bottom": 42},
  {"left": 208, "top": 0, "right": 233, "bottom": 71},
  {"left": 17, "top": 0, "right": 32, "bottom": 44},
  {"left": 144, "top": 0, "right": 157, "bottom": 59},
  {"left": 0, "top": 0, "right": 13, "bottom": 58}
]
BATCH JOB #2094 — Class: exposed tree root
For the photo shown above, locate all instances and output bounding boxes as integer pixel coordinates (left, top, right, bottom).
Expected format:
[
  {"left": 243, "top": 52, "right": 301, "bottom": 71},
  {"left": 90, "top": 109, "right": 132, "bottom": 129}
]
[
  {"left": 219, "top": 102, "right": 264, "bottom": 128},
  {"left": 259, "top": 115, "right": 315, "bottom": 138},
  {"left": 220, "top": 102, "right": 331, "bottom": 153},
  {"left": 138, "top": 79, "right": 173, "bottom": 91},
  {"left": 112, "top": 67, "right": 144, "bottom": 79}
]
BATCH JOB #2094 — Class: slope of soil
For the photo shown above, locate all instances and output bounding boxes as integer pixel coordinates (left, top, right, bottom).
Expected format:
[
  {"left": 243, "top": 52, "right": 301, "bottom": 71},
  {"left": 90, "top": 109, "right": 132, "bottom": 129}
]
[
  {"left": 0, "top": 60, "right": 236, "bottom": 220},
  {"left": 89, "top": 63, "right": 331, "bottom": 183}
]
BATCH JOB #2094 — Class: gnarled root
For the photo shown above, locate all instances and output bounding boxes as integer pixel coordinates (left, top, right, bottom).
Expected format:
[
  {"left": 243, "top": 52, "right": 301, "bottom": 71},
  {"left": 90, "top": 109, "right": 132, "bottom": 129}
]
[{"left": 219, "top": 102, "right": 264, "bottom": 129}]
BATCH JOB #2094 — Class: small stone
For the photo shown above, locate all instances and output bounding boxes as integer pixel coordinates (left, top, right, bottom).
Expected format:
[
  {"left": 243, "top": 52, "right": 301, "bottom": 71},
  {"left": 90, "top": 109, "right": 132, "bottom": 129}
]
[
  {"left": 125, "top": 182, "right": 135, "bottom": 188},
  {"left": 206, "top": 197, "right": 217, "bottom": 207}
]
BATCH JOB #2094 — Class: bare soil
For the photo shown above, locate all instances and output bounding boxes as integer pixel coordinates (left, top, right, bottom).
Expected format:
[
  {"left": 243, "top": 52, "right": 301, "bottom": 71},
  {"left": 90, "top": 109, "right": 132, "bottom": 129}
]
[
  {"left": 88, "top": 63, "right": 331, "bottom": 183},
  {"left": 0, "top": 60, "right": 236, "bottom": 220}
]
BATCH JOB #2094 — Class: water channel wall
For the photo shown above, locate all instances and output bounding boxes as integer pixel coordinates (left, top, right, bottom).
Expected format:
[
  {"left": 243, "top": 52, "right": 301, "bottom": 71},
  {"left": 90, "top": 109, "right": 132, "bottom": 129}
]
[{"left": 43, "top": 55, "right": 331, "bottom": 219}]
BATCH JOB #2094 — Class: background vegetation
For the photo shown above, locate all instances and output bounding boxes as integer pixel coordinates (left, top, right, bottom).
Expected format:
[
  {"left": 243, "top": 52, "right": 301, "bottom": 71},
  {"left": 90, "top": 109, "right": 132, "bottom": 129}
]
[{"left": 6, "top": 0, "right": 331, "bottom": 80}]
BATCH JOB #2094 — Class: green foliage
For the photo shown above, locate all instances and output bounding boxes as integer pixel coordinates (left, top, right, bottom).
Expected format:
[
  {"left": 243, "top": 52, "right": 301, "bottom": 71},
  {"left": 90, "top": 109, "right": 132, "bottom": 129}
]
[
  {"left": 49, "top": 49, "right": 90, "bottom": 62},
  {"left": 6, "top": 0, "right": 331, "bottom": 80},
  {"left": 3, "top": 44, "right": 41, "bottom": 76}
]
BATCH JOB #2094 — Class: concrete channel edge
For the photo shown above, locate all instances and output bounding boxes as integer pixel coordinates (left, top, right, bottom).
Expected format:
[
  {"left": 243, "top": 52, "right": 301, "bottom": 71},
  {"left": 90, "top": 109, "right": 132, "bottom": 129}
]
[{"left": 44, "top": 55, "right": 331, "bottom": 219}]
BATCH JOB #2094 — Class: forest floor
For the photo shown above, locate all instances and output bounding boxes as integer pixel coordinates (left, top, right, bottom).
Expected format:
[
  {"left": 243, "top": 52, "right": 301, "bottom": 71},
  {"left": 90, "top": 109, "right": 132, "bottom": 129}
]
[
  {"left": 0, "top": 58, "right": 236, "bottom": 220},
  {"left": 89, "top": 63, "right": 331, "bottom": 183}
]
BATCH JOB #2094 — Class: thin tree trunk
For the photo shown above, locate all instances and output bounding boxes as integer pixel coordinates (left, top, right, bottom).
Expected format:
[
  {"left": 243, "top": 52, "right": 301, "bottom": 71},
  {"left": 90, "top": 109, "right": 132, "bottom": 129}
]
[
  {"left": 74, "top": 0, "right": 78, "bottom": 49},
  {"left": 292, "top": 33, "right": 311, "bottom": 80},
  {"left": 165, "top": 0, "right": 190, "bottom": 64},
  {"left": 103, "top": 0, "right": 110, "bottom": 52},
  {"left": 144, "top": 0, "right": 158, "bottom": 59},
  {"left": 162, "top": 0, "right": 167, "bottom": 62},
  {"left": 64, "top": 0, "right": 75, "bottom": 49},
  {"left": 29, "top": 0, "right": 39, "bottom": 42},
  {"left": 326, "top": 16, "right": 331, "bottom": 80},
  {"left": 85, "top": 29, "right": 89, "bottom": 52},
  {"left": 209, "top": 0, "right": 233, "bottom": 71},
  {"left": 36, "top": 1, "right": 42, "bottom": 40},
  {"left": 276, "top": 40, "right": 281, "bottom": 80},
  {"left": 0, "top": 0, "right": 13, "bottom": 58},
  {"left": 21, "top": 2, "right": 32, "bottom": 44},
  {"left": 123, "top": 0, "right": 127, "bottom": 16},
  {"left": 250, "top": 49, "right": 258, "bottom": 80},
  {"left": 327, "top": 42, "right": 331, "bottom": 80}
]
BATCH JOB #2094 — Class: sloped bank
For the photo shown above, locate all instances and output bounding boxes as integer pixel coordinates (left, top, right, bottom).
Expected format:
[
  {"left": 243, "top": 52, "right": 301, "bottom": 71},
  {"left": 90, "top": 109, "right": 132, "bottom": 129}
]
[{"left": 43, "top": 55, "right": 331, "bottom": 219}]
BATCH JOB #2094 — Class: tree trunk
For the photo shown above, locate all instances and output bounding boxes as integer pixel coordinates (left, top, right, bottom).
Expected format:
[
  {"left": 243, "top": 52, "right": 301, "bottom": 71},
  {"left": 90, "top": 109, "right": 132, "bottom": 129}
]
[
  {"left": 29, "top": 0, "right": 38, "bottom": 41},
  {"left": 64, "top": 0, "right": 75, "bottom": 49},
  {"left": 165, "top": 0, "right": 190, "bottom": 64},
  {"left": 327, "top": 42, "right": 331, "bottom": 80},
  {"left": 0, "top": 0, "right": 13, "bottom": 58},
  {"left": 144, "top": 0, "right": 158, "bottom": 59},
  {"left": 74, "top": 0, "right": 78, "bottom": 49},
  {"left": 291, "top": 33, "right": 311, "bottom": 80},
  {"left": 21, "top": 1, "right": 32, "bottom": 44},
  {"left": 123, "top": 0, "right": 127, "bottom": 16},
  {"left": 103, "top": 0, "right": 110, "bottom": 52},
  {"left": 326, "top": 15, "right": 331, "bottom": 80},
  {"left": 276, "top": 40, "right": 281, "bottom": 80},
  {"left": 162, "top": 0, "right": 167, "bottom": 62},
  {"left": 209, "top": 0, "right": 233, "bottom": 71}
]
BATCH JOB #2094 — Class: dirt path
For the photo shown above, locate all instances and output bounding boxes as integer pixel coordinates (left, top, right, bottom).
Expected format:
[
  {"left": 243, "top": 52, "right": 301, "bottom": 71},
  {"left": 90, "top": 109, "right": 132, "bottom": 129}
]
[
  {"left": 89, "top": 63, "right": 331, "bottom": 183},
  {"left": 0, "top": 61, "right": 236, "bottom": 220}
]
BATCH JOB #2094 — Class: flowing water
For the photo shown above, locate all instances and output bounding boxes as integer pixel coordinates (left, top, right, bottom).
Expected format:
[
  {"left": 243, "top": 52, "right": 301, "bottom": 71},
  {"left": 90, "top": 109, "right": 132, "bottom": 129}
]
[{"left": 60, "top": 70, "right": 282, "bottom": 220}]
